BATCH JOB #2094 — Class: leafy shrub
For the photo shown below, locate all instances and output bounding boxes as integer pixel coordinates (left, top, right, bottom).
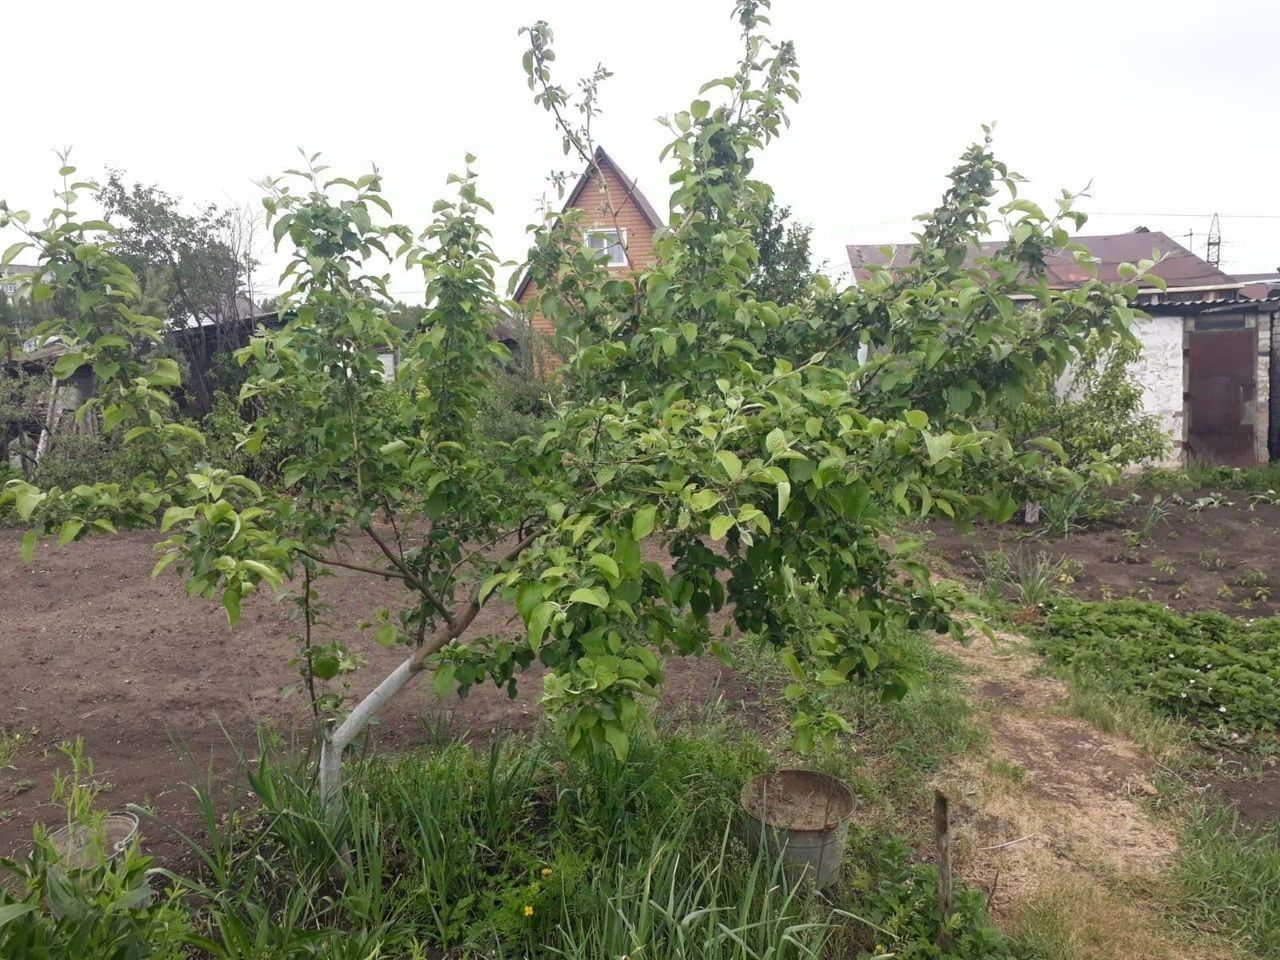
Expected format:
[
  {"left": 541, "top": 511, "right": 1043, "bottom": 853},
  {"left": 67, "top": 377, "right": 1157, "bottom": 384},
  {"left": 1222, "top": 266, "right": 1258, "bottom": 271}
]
[
  {"left": 478, "top": 367, "right": 557, "bottom": 445},
  {"left": 838, "top": 833, "right": 1033, "bottom": 959},
  {"left": 0, "top": 741, "right": 194, "bottom": 958},
  {"left": 32, "top": 432, "right": 171, "bottom": 491},
  {"left": 1038, "top": 599, "right": 1280, "bottom": 732},
  {"left": 996, "top": 340, "right": 1167, "bottom": 471}
]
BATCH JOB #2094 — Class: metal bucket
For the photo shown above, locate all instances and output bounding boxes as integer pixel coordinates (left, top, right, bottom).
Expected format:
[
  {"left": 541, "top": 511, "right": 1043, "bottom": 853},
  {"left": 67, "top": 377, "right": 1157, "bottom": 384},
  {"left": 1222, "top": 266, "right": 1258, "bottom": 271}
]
[
  {"left": 46, "top": 812, "right": 139, "bottom": 869},
  {"left": 740, "top": 769, "right": 855, "bottom": 888}
]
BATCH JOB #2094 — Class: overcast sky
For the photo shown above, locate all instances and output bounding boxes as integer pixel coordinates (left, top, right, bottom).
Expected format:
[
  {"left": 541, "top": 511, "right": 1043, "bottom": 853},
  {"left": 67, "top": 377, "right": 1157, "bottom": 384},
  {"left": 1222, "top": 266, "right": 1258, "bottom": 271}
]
[{"left": 3, "top": 0, "right": 1277, "bottom": 302}]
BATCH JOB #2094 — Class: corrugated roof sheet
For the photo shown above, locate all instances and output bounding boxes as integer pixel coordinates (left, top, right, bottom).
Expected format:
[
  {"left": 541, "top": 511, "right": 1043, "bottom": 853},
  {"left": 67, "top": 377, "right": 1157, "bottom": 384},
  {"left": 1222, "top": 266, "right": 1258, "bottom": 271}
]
[{"left": 846, "top": 230, "right": 1236, "bottom": 289}]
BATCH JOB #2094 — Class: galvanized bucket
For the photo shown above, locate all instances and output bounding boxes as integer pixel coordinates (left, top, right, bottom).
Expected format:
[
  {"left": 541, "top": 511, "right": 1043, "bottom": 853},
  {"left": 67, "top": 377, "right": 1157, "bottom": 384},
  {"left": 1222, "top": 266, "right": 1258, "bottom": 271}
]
[
  {"left": 740, "top": 769, "right": 854, "bottom": 888},
  {"left": 47, "top": 812, "right": 139, "bottom": 869}
]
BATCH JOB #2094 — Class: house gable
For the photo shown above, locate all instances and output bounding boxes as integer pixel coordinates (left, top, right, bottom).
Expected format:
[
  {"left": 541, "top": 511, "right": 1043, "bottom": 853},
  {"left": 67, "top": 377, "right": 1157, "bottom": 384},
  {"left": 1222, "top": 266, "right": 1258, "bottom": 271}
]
[{"left": 514, "top": 147, "right": 663, "bottom": 345}]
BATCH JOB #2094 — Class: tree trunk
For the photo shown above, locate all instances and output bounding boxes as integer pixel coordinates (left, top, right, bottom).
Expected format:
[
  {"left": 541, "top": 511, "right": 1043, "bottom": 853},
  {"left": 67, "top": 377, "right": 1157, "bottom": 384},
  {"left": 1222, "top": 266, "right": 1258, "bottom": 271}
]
[
  {"left": 318, "top": 653, "right": 420, "bottom": 822},
  {"left": 34, "top": 377, "right": 60, "bottom": 466}
]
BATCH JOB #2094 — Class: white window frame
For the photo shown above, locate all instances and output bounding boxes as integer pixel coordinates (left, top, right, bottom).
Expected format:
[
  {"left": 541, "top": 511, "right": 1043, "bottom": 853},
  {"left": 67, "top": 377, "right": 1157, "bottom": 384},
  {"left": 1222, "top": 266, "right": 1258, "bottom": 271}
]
[{"left": 585, "top": 228, "right": 628, "bottom": 267}]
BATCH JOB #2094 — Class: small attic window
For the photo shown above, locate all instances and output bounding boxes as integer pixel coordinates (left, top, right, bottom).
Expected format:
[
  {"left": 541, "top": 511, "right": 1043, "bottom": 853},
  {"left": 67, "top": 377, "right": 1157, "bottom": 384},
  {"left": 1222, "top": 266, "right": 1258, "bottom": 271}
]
[{"left": 585, "top": 228, "right": 627, "bottom": 266}]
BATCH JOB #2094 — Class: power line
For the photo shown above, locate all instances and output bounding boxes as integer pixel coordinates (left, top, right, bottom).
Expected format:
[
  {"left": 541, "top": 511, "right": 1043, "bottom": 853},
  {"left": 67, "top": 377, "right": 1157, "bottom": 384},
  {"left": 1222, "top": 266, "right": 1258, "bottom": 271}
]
[{"left": 1087, "top": 211, "right": 1280, "bottom": 220}]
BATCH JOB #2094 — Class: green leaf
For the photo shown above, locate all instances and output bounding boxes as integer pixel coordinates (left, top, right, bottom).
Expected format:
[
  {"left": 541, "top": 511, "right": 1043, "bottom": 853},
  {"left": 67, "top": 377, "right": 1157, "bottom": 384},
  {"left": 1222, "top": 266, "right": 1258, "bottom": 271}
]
[
  {"left": 0, "top": 902, "right": 38, "bottom": 928},
  {"left": 14, "top": 485, "right": 44, "bottom": 521},
  {"left": 588, "top": 553, "right": 620, "bottom": 584},
  {"left": 765, "top": 428, "right": 787, "bottom": 457},
  {"left": 146, "top": 357, "right": 182, "bottom": 387},
  {"left": 222, "top": 586, "right": 242, "bottom": 626},
  {"left": 602, "top": 722, "right": 629, "bottom": 761},
  {"left": 817, "top": 668, "right": 846, "bottom": 686},
  {"left": 776, "top": 480, "right": 791, "bottom": 516},
  {"left": 689, "top": 489, "right": 722, "bottom": 512},
  {"left": 709, "top": 515, "right": 735, "bottom": 541},
  {"left": 152, "top": 551, "right": 180, "bottom": 577},
  {"left": 20, "top": 530, "right": 36, "bottom": 565},
  {"left": 58, "top": 518, "right": 84, "bottom": 545},
  {"left": 568, "top": 586, "right": 609, "bottom": 609},
  {"left": 375, "top": 624, "right": 398, "bottom": 647},
  {"left": 528, "top": 601, "right": 558, "bottom": 650},
  {"left": 433, "top": 663, "right": 457, "bottom": 698},
  {"left": 160, "top": 505, "right": 196, "bottom": 531},
  {"left": 52, "top": 353, "right": 86, "bottom": 380},
  {"left": 632, "top": 505, "right": 657, "bottom": 541},
  {"left": 715, "top": 449, "right": 742, "bottom": 481},
  {"left": 904, "top": 409, "right": 928, "bottom": 430},
  {"left": 379, "top": 439, "right": 408, "bottom": 455},
  {"left": 1, "top": 242, "right": 31, "bottom": 267}
]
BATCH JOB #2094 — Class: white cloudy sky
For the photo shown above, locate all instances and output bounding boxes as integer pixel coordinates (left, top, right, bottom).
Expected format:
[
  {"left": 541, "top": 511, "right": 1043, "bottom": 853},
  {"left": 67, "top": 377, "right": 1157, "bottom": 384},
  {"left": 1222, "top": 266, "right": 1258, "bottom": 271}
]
[{"left": 3, "top": 0, "right": 1277, "bottom": 302}]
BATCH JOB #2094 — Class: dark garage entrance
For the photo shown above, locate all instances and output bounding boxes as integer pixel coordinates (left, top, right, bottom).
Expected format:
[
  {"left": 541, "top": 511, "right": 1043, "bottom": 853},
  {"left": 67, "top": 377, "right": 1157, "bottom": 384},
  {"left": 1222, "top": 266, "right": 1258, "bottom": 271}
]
[{"left": 1186, "top": 324, "right": 1257, "bottom": 466}]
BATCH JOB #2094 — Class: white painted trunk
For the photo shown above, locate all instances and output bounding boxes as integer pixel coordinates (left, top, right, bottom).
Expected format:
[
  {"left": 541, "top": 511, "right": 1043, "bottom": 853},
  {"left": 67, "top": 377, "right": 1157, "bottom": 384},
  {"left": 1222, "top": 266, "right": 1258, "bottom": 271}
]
[{"left": 318, "top": 654, "right": 420, "bottom": 821}]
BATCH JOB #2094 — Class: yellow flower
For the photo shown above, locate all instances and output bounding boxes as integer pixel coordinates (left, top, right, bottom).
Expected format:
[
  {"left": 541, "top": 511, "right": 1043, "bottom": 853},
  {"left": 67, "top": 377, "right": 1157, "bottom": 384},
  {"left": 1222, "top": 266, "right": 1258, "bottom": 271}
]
[
  {"left": 540, "top": 867, "right": 553, "bottom": 878},
  {"left": 523, "top": 905, "right": 534, "bottom": 917}
]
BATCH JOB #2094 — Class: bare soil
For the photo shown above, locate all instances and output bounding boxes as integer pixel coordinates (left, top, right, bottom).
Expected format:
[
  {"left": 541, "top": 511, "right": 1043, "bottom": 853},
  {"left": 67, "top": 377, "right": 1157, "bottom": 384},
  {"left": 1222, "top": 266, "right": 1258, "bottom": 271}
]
[
  {"left": 0, "top": 529, "right": 761, "bottom": 862},
  {"left": 928, "top": 490, "right": 1280, "bottom": 618}
]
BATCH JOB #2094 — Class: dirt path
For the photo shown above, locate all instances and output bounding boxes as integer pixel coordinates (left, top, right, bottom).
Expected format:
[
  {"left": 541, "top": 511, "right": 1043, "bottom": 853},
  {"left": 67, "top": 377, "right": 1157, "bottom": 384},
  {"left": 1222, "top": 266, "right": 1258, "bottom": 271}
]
[{"left": 935, "top": 628, "right": 1237, "bottom": 959}]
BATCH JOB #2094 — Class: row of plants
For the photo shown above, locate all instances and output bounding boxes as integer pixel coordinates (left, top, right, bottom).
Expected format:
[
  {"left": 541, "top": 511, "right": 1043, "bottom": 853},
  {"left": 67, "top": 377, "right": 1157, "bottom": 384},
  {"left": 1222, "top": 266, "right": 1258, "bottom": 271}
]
[
  {"left": 0, "top": 717, "right": 1030, "bottom": 959},
  {"left": 1037, "top": 599, "right": 1280, "bottom": 737}
]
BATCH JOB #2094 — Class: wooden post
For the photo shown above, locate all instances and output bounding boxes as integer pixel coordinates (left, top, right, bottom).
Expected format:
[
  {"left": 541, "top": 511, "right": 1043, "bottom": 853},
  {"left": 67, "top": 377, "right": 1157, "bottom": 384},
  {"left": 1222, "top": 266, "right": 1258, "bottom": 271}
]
[{"left": 934, "top": 789, "right": 953, "bottom": 952}]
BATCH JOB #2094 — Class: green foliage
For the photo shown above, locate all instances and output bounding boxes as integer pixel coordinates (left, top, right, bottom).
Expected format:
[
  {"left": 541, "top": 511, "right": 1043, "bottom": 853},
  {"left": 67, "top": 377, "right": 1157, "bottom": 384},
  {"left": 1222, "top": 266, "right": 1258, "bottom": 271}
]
[
  {"left": 1135, "top": 461, "right": 1280, "bottom": 494},
  {"left": 4, "top": 1, "right": 1161, "bottom": 770},
  {"left": 745, "top": 196, "right": 815, "bottom": 305},
  {"left": 0, "top": 741, "right": 195, "bottom": 959},
  {"left": 1038, "top": 599, "right": 1280, "bottom": 733},
  {"left": 1173, "top": 804, "right": 1280, "bottom": 956},
  {"left": 976, "top": 548, "right": 1078, "bottom": 609},
  {"left": 841, "top": 834, "right": 1033, "bottom": 959},
  {"left": 995, "top": 339, "right": 1166, "bottom": 471}
]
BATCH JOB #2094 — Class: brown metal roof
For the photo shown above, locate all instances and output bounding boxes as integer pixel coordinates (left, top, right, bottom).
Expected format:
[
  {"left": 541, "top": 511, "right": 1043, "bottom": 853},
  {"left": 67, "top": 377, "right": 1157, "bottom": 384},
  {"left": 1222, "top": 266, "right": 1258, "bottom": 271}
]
[
  {"left": 511, "top": 146, "right": 664, "bottom": 305},
  {"left": 846, "top": 230, "right": 1236, "bottom": 289}
]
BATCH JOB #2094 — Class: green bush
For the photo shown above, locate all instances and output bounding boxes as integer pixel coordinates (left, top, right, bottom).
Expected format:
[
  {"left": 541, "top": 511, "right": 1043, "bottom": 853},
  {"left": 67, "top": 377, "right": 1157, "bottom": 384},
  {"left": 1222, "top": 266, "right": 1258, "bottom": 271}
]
[
  {"left": 0, "top": 742, "right": 195, "bottom": 958},
  {"left": 32, "top": 432, "right": 171, "bottom": 492},
  {"left": 1038, "top": 599, "right": 1280, "bottom": 733},
  {"left": 478, "top": 367, "right": 557, "bottom": 445},
  {"left": 996, "top": 341, "right": 1167, "bottom": 471}
]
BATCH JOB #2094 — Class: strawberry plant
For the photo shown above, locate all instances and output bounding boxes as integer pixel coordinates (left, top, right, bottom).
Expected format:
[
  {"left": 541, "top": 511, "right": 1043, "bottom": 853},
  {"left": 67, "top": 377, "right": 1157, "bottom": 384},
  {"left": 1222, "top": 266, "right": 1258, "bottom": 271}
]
[{"left": 1039, "top": 599, "right": 1280, "bottom": 733}]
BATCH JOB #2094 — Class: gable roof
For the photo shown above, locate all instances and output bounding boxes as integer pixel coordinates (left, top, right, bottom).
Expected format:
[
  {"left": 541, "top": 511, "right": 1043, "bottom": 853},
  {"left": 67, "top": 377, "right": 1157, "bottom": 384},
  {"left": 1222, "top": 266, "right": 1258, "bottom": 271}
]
[
  {"left": 846, "top": 230, "right": 1236, "bottom": 290},
  {"left": 512, "top": 146, "right": 663, "bottom": 304}
]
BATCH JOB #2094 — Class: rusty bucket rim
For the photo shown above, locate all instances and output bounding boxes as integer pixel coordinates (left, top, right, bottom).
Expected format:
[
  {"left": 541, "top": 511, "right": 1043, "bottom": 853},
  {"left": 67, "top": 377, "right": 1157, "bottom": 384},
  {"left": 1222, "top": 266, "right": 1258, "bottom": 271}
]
[{"left": 740, "top": 768, "right": 855, "bottom": 835}]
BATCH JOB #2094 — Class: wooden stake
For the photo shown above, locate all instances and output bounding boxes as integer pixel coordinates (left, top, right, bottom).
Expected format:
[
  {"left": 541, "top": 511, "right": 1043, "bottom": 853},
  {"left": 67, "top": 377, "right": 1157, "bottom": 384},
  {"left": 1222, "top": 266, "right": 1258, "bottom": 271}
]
[{"left": 934, "top": 789, "right": 953, "bottom": 952}]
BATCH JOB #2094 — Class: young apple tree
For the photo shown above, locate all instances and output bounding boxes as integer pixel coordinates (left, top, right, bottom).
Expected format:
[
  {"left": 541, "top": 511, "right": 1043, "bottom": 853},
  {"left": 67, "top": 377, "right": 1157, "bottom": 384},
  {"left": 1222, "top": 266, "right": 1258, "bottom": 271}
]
[{"left": 3, "top": 0, "right": 1156, "bottom": 816}]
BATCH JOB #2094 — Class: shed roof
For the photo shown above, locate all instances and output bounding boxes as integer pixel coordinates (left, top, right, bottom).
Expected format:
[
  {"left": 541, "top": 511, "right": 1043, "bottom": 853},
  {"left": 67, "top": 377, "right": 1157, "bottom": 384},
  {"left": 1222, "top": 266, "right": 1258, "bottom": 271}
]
[{"left": 847, "top": 230, "right": 1236, "bottom": 290}]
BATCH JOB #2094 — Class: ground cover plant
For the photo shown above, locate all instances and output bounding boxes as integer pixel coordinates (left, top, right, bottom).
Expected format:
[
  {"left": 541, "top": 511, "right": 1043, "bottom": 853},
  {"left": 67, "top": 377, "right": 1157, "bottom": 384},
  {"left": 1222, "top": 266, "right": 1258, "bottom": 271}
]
[{"left": 1038, "top": 599, "right": 1280, "bottom": 736}]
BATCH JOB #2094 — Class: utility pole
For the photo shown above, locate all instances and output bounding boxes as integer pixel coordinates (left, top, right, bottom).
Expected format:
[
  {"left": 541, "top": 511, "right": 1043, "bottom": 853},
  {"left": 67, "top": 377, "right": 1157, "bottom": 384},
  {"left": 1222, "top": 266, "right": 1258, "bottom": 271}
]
[{"left": 1206, "top": 213, "right": 1222, "bottom": 268}]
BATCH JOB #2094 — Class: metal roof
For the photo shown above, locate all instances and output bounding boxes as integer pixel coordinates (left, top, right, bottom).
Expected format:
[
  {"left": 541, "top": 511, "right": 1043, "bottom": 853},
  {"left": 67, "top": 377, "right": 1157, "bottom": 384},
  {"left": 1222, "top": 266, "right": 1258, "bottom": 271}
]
[{"left": 847, "top": 230, "right": 1237, "bottom": 289}]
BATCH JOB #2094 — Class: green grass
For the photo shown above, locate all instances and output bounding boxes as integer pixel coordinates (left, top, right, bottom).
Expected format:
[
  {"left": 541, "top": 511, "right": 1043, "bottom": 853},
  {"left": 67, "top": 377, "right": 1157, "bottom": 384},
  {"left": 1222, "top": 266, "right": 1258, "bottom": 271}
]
[
  {"left": 1173, "top": 805, "right": 1280, "bottom": 956},
  {"left": 0, "top": 642, "right": 1029, "bottom": 959},
  {"left": 1133, "top": 461, "right": 1280, "bottom": 494}
]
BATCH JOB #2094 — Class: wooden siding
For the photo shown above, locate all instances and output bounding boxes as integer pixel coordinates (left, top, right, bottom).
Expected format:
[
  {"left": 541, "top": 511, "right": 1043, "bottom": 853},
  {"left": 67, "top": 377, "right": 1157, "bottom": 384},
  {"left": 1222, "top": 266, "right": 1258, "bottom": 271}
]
[{"left": 516, "top": 156, "right": 659, "bottom": 348}]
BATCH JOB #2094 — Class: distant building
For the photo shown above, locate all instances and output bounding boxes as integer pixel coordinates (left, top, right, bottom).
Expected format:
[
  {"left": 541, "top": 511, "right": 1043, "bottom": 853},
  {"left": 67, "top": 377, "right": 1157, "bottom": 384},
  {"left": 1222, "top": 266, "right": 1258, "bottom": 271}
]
[
  {"left": 511, "top": 146, "right": 664, "bottom": 373},
  {"left": 1, "top": 263, "right": 37, "bottom": 298},
  {"left": 848, "top": 231, "right": 1280, "bottom": 467}
]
